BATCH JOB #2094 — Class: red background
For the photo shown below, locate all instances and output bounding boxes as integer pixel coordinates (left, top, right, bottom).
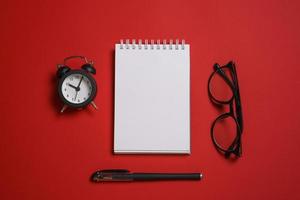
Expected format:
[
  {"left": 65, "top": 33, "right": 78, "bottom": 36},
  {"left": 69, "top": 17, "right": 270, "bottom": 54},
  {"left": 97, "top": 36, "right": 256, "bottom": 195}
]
[{"left": 1, "top": 0, "right": 300, "bottom": 199}]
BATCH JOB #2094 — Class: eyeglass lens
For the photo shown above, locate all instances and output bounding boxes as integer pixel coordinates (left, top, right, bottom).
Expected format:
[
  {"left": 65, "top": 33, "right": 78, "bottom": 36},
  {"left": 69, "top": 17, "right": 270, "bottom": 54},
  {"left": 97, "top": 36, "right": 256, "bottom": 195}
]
[
  {"left": 209, "top": 67, "right": 233, "bottom": 102},
  {"left": 212, "top": 115, "right": 238, "bottom": 151}
]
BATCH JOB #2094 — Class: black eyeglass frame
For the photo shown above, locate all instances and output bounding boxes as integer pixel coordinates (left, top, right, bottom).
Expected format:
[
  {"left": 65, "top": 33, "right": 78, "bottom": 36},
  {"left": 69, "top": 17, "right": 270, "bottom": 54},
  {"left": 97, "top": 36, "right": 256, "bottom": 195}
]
[{"left": 208, "top": 61, "right": 243, "bottom": 158}]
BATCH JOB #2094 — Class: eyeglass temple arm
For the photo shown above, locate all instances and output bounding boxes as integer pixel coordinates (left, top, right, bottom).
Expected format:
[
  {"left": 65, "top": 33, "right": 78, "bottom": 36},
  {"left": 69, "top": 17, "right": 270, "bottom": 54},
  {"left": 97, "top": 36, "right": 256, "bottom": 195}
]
[
  {"left": 215, "top": 62, "right": 244, "bottom": 131},
  {"left": 231, "top": 63, "right": 244, "bottom": 131}
]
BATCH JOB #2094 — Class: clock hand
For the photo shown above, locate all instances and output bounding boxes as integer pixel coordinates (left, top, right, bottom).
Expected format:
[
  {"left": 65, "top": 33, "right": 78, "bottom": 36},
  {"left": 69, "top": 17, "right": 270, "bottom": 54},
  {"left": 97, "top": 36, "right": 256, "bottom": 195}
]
[
  {"left": 74, "top": 90, "right": 78, "bottom": 100},
  {"left": 77, "top": 76, "right": 84, "bottom": 89},
  {"left": 73, "top": 76, "right": 83, "bottom": 101},
  {"left": 67, "top": 83, "right": 77, "bottom": 90}
]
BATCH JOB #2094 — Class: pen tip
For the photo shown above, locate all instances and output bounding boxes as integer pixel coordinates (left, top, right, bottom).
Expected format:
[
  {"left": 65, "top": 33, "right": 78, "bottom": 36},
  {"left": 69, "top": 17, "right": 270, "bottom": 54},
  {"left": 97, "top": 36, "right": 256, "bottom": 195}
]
[{"left": 91, "top": 171, "right": 102, "bottom": 182}]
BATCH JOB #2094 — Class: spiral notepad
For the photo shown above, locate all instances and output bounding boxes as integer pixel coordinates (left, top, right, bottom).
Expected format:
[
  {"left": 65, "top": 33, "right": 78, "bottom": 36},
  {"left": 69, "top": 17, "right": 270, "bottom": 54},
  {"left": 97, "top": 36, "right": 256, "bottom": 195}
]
[{"left": 114, "top": 39, "right": 190, "bottom": 154}]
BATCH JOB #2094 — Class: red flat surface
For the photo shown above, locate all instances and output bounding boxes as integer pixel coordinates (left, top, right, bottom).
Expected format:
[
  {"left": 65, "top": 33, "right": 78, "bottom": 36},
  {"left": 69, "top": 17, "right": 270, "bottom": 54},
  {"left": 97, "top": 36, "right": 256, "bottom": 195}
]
[{"left": 1, "top": 0, "right": 300, "bottom": 199}]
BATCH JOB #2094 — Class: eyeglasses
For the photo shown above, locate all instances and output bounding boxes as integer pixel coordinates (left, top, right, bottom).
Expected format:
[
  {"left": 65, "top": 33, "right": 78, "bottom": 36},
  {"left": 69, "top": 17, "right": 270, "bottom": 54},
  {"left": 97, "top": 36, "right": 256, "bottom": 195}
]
[{"left": 208, "top": 61, "right": 243, "bottom": 158}]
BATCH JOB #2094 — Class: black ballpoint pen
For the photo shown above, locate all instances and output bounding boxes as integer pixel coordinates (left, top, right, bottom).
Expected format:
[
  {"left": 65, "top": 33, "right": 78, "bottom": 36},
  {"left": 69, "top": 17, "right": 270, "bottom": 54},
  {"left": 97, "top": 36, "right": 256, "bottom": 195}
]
[{"left": 91, "top": 169, "right": 203, "bottom": 182}]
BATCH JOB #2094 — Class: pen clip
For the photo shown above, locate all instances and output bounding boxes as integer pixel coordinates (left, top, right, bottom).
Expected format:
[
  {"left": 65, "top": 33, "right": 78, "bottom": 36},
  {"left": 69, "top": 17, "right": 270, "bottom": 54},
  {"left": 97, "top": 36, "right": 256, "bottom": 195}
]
[{"left": 91, "top": 169, "right": 131, "bottom": 182}]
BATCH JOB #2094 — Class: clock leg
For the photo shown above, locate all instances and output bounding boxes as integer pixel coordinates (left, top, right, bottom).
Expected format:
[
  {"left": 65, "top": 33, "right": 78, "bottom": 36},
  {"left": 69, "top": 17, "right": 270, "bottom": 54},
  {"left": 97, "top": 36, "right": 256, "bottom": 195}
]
[
  {"left": 60, "top": 104, "right": 68, "bottom": 113},
  {"left": 91, "top": 101, "right": 98, "bottom": 110}
]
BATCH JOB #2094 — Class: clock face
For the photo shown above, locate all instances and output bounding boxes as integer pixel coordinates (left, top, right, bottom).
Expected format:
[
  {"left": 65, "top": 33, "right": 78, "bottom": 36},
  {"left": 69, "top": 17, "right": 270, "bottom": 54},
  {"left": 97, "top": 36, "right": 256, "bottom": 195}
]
[{"left": 60, "top": 72, "right": 96, "bottom": 106}]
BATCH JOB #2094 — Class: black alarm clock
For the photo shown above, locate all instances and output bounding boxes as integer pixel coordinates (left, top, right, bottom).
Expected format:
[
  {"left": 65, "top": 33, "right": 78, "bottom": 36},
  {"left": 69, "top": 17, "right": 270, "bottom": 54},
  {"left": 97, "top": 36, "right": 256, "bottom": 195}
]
[{"left": 56, "top": 56, "right": 98, "bottom": 113}]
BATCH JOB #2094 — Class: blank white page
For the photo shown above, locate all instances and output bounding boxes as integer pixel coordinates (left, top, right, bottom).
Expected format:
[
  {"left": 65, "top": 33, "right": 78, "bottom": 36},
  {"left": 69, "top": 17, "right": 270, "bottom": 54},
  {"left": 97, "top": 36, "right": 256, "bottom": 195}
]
[{"left": 114, "top": 41, "right": 190, "bottom": 154}]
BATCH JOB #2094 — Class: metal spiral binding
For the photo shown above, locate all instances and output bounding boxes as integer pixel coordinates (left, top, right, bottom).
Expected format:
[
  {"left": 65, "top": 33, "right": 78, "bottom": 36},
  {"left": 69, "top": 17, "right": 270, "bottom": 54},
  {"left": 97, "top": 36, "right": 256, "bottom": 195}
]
[{"left": 119, "top": 39, "right": 186, "bottom": 50}]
